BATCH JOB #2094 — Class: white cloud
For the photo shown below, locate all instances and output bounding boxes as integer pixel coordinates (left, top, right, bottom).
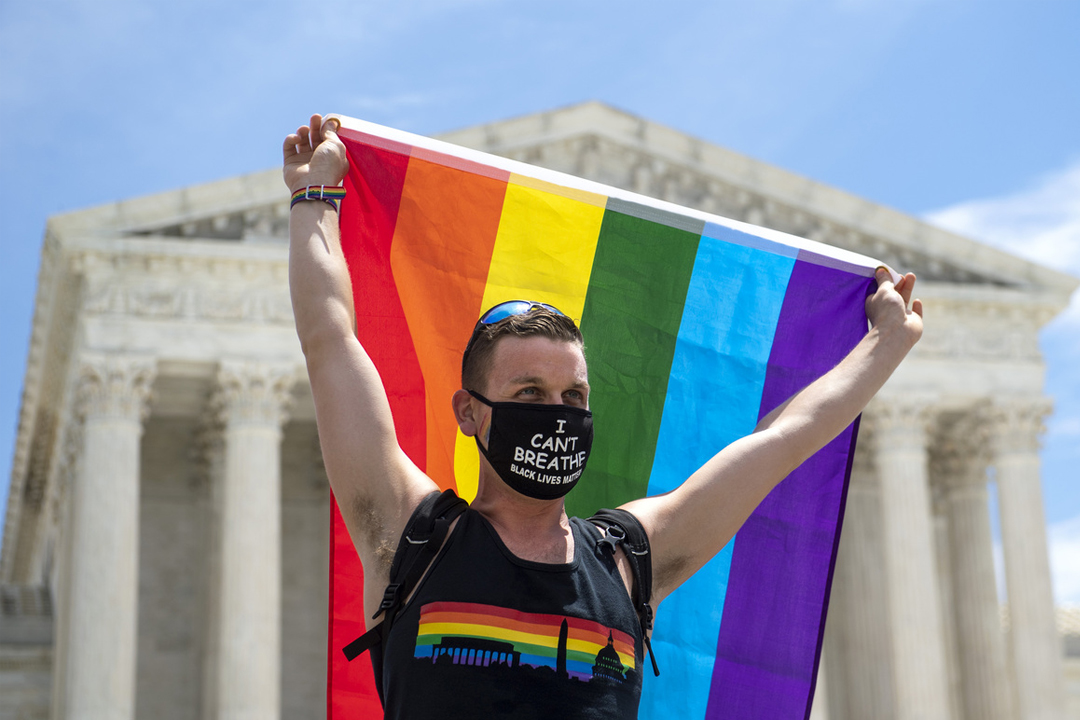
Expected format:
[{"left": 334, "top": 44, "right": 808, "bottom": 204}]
[{"left": 924, "top": 159, "right": 1080, "bottom": 277}]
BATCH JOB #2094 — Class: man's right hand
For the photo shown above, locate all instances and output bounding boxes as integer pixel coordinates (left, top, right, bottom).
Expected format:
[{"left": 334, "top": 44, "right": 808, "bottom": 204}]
[{"left": 283, "top": 113, "right": 348, "bottom": 193}]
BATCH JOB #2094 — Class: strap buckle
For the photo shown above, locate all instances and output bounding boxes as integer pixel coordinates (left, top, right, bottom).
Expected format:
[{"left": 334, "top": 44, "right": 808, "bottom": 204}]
[
  {"left": 596, "top": 524, "right": 626, "bottom": 555},
  {"left": 374, "top": 582, "right": 402, "bottom": 619}
]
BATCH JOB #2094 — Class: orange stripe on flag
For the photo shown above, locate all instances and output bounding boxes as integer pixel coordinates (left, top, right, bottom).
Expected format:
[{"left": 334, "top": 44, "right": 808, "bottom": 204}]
[{"left": 390, "top": 157, "right": 508, "bottom": 495}]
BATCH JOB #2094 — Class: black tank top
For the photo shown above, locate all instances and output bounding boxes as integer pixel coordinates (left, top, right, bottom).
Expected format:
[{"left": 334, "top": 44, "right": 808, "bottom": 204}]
[{"left": 380, "top": 508, "right": 644, "bottom": 719}]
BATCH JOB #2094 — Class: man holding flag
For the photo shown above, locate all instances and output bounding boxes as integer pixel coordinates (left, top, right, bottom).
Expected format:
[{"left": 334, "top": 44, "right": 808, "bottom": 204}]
[{"left": 283, "top": 113, "right": 923, "bottom": 718}]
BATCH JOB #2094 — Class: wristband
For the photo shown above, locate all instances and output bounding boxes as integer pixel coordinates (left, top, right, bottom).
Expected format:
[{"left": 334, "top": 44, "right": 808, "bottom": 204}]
[{"left": 290, "top": 185, "right": 346, "bottom": 212}]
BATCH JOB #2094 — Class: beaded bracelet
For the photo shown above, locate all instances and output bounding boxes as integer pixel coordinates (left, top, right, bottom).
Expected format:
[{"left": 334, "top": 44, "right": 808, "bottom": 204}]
[{"left": 290, "top": 185, "right": 346, "bottom": 212}]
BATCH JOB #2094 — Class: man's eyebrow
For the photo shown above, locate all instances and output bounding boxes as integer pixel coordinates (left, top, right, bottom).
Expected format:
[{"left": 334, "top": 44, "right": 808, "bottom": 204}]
[
  {"left": 507, "top": 375, "right": 590, "bottom": 390},
  {"left": 507, "top": 375, "right": 548, "bottom": 386}
]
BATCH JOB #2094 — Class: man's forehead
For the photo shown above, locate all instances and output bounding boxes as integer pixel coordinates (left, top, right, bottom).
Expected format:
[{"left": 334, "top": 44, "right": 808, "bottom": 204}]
[{"left": 488, "top": 336, "right": 589, "bottom": 382}]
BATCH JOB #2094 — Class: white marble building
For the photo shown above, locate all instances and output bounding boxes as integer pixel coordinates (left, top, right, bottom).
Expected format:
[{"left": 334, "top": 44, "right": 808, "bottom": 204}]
[{"left": 1, "top": 102, "right": 1077, "bottom": 719}]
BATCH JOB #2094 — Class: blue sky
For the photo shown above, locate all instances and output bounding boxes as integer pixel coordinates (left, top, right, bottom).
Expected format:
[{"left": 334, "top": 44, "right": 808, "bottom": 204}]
[{"left": 1, "top": 0, "right": 1078, "bottom": 600}]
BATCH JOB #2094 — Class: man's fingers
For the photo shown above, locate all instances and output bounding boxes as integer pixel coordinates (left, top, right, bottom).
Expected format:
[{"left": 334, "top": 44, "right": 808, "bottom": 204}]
[
  {"left": 912, "top": 298, "right": 924, "bottom": 318},
  {"left": 874, "top": 267, "right": 894, "bottom": 293},
  {"left": 897, "top": 272, "right": 916, "bottom": 306},
  {"left": 297, "top": 126, "right": 314, "bottom": 153},
  {"left": 298, "top": 114, "right": 342, "bottom": 152},
  {"left": 282, "top": 133, "right": 301, "bottom": 156}
]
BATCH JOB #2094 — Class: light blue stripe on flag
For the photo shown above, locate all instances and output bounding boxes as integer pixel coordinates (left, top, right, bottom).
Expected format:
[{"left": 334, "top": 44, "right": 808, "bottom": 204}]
[{"left": 639, "top": 235, "right": 795, "bottom": 720}]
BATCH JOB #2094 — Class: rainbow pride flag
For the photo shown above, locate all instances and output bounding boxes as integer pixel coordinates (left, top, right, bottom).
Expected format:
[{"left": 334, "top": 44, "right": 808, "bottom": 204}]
[{"left": 326, "top": 115, "right": 880, "bottom": 719}]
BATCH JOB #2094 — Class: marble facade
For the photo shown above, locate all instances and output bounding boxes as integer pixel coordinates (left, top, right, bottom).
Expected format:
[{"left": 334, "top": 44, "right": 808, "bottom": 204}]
[{"left": 2, "top": 102, "right": 1077, "bottom": 719}]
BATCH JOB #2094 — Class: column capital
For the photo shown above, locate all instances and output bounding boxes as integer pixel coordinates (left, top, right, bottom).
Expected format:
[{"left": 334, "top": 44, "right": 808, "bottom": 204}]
[
  {"left": 930, "top": 407, "right": 994, "bottom": 493},
  {"left": 863, "top": 395, "right": 935, "bottom": 448},
  {"left": 75, "top": 352, "right": 156, "bottom": 423},
  {"left": 212, "top": 360, "right": 295, "bottom": 428},
  {"left": 988, "top": 397, "right": 1052, "bottom": 455}
]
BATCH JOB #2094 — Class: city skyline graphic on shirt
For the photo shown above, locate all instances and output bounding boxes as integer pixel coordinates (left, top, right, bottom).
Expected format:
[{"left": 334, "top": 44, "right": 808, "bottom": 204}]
[{"left": 413, "top": 601, "right": 635, "bottom": 682}]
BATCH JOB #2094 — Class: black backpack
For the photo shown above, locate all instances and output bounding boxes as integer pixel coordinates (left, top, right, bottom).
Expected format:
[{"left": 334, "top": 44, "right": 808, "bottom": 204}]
[{"left": 341, "top": 490, "right": 660, "bottom": 689}]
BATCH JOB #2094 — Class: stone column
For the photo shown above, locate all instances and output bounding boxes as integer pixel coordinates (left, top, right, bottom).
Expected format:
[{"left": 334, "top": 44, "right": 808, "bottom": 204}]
[
  {"left": 991, "top": 399, "right": 1066, "bottom": 720},
  {"left": 197, "top": 420, "right": 225, "bottom": 720},
  {"left": 870, "top": 398, "right": 953, "bottom": 720},
  {"left": 825, "top": 429, "right": 895, "bottom": 720},
  {"left": 56, "top": 354, "right": 155, "bottom": 720},
  {"left": 809, "top": 650, "right": 830, "bottom": 720},
  {"left": 932, "top": 410, "right": 1013, "bottom": 720},
  {"left": 929, "top": 481, "right": 963, "bottom": 720},
  {"left": 210, "top": 361, "right": 293, "bottom": 720}
]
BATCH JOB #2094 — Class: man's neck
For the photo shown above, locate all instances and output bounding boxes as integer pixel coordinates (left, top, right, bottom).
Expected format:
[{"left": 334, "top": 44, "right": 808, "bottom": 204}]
[{"left": 470, "top": 476, "right": 574, "bottom": 564}]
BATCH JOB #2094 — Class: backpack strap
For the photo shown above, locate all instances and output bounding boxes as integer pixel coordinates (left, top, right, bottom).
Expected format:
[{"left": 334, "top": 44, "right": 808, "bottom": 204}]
[
  {"left": 588, "top": 508, "right": 660, "bottom": 677},
  {"left": 341, "top": 489, "right": 468, "bottom": 662}
]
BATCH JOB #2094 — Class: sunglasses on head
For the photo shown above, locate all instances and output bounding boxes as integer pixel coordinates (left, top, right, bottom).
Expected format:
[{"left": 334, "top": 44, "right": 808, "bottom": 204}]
[
  {"left": 477, "top": 300, "right": 565, "bottom": 325},
  {"left": 462, "top": 301, "right": 568, "bottom": 373}
]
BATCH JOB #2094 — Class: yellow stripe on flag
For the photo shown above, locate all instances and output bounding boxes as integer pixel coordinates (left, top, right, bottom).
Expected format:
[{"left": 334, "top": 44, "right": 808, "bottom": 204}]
[{"left": 453, "top": 179, "right": 607, "bottom": 497}]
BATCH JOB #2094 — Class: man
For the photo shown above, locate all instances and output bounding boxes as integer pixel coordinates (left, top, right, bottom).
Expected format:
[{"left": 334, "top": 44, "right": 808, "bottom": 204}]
[{"left": 284, "top": 114, "right": 923, "bottom": 718}]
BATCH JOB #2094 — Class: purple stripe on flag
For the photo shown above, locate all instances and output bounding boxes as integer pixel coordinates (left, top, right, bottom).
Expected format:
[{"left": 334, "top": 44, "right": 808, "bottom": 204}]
[{"left": 705, "top": 260, "right": 872, "bottom": 720}]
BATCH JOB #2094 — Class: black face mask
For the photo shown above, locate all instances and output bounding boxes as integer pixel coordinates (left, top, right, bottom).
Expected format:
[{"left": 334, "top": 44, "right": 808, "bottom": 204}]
[{"left": 469, "top": 390, "right": 593, "bottom": 500}]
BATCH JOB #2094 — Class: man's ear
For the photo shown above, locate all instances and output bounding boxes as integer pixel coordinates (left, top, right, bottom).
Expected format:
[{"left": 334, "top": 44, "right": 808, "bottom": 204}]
[{"left": 452, "top": 389, "right": 480, "bottom": 437}]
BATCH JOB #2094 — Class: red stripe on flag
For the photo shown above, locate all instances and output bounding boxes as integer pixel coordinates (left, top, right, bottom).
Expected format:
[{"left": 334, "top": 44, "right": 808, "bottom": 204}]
[
  {"left": 327, "top": 134, "right": 415, "bottom": 719},
  {"left": 338, "top": 130, "right": 426, "bottom": 467}
]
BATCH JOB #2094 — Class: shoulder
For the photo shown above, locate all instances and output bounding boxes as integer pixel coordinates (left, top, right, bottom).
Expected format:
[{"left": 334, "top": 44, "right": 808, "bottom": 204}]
[{"left": 574, "top": 512, "right": 640, "bottom": 599}]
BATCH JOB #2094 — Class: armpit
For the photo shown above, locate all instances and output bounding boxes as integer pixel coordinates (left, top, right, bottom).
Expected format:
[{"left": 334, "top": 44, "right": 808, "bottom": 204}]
[
  {"left": 652, "top": 553, "right": 690, "bottom": 600},
  {"left": 348, "top": 493, "right": 396, "bottom": 574}
]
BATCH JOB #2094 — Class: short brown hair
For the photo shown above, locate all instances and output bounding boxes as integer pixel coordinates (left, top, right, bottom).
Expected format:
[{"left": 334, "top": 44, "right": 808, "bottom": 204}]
[{"left": 461, "top": 306, "right": 584, "bottom": 392}]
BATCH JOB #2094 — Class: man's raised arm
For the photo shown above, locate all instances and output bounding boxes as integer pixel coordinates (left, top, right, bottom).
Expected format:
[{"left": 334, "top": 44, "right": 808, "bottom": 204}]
[
  {"left": 624, "top": 269, "right": 924, "bottom": 604},
  {"left": 284, "top": 115, "right": 436, "bottom": 582}
]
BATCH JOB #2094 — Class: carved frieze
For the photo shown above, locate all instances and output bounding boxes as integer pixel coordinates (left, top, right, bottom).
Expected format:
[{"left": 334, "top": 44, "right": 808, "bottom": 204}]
[
  {"left": 79, "top": 251, "right": 293, "bottom": 325},
  {"left": 914, "top": 295, "right": 1052, "bottom": 362}
]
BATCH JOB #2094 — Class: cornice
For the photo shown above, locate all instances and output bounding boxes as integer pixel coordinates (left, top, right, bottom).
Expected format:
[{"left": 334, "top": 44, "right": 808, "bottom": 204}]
[
  {"left": 917, "top": 281, "right": 1069, "bottom": 327},
  {"left": 2, "top": 235, "right": 63, "bottom": 580}
]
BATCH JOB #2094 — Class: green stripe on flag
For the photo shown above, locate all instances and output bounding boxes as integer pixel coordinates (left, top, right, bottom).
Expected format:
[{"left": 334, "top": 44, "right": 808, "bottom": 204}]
[{"left": 568, "top": 209, "right": 701, "bottom": 517}]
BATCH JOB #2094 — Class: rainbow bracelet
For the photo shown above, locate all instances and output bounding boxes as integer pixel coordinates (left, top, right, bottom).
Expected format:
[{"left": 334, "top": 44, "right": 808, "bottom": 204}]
[{"left": 290, "top": 185, "right": 346, "bottom": 212}]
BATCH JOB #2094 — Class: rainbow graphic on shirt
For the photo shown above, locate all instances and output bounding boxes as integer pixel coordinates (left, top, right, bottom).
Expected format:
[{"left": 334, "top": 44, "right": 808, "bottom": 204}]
[{"left": 413, "top": 601, "right": 636, "bottom": 682}]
